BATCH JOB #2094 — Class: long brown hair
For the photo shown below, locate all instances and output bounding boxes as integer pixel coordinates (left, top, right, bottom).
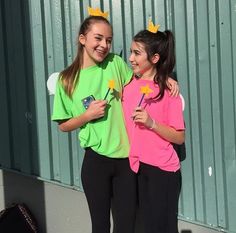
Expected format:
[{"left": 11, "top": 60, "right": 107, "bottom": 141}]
[
  {"left": 60, "top": 16, "right": 111, "bottom": 97},
  {"left": 133, "top": 30, "right": 175, "bottom": 100}
]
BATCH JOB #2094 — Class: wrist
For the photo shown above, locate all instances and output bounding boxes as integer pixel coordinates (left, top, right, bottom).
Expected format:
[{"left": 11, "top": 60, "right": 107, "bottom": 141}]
[
  {"left": 149, "top": 119, "right": 156, "bottom": 130},
  {"left": 82, "top": 111, "right": 92, "bottom": 123}
]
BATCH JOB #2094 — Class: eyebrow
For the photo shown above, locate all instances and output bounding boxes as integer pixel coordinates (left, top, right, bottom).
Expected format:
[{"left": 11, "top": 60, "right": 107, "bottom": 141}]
[
  {"left": 131, "top": 48, "right": 141, "bottom": 53},
  {"left": 94, "top": 33, "right": 112, "bottom": 39}
]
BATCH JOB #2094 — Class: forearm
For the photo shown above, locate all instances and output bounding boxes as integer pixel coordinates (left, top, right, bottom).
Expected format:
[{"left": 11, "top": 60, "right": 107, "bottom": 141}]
[
  {"left": 151, "top": 120, "right": 185, "bottom": 145},
  {"left": 58, "top": 99, "right": 107, "bottom": 132},
  {"left": 58, "top": 112, "right": 91, "bottom": 132}
]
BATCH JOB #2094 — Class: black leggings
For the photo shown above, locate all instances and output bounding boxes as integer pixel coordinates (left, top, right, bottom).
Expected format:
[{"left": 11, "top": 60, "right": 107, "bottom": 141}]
[
  {"left": 138, "top": 162, "right": 181, "bottom": 233},
  {"left": 81, "top": 148, "right": 137, "bottom": 233}
]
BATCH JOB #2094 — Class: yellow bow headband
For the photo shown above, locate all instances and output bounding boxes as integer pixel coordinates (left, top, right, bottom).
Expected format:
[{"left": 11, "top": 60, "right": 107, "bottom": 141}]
[
  {"left": 147, "top": 19, "right": 160, "bottom": 33},
  {"left": 87, "top": 6, "right": 108, "bottom": 19}
]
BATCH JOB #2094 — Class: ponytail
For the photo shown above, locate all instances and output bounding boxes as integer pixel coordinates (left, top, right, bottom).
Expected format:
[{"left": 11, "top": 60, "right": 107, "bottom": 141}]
[
  {"left": 163, "top": 30, "right": 175, "bottom": 76},
  {"left": 154, "top": 30, "right": 175, "bottom": 100}
]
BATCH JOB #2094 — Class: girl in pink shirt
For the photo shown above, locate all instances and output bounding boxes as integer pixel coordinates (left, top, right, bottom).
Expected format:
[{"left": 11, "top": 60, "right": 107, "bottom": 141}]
[{"left": 122, "top": 29, "right": 185, "bottom": 233}]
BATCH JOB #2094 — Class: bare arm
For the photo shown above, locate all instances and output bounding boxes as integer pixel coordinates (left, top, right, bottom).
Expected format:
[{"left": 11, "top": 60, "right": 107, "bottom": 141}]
[
  {"left": 150, "top": 120, "right": 185, "bottom": 145},
  {"left": 58, "top": 100, "right": 107, "bottom": 132},
  {"left": 132, "top": 107, "right": 185, "bottom": 144}
]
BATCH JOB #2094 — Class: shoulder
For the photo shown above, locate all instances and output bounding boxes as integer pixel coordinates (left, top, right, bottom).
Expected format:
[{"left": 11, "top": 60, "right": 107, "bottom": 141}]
[
  {"left": 163, "top": 89, "right": 180, "bottom": 102},
  {"left": 163, "top": 90, "right": 183, "bottom": 110},
  {"left": 104, "top": 53, "right": 125, "bottom": 64},
  {"left": 101, "top": 53, "right": 128, "bottom": 71}
]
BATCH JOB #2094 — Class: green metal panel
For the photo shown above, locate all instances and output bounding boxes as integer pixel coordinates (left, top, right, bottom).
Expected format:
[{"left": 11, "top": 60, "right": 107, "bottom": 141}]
[
  {"left": 0, "top": 0, "right": 38, "bottom": 174},
  {"left": 0, "top": 0, "right": 11, "bottom": 169},
  {"left": 0, "top": 0, "right": 236, "bottom": 232},
  {"left": 218, "top": 1, "right": 236, "bottom": 230}
]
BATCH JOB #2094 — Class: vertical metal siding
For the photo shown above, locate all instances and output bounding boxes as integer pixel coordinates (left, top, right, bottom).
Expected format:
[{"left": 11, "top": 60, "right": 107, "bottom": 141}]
[
  {"left": 0, "top": 0, "right": 11, "bottom": 169},
  {"left": 0, "top": 0, "right": 236, "bottom": 232},
  {"left": 0, "top": 0, "right": 38, "bottom": 174}
]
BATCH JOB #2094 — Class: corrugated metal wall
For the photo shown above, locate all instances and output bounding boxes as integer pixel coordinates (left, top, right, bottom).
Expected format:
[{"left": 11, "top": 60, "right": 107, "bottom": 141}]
[
  {"left": 0, "top": 0, "right": 235, "bottom": 232},
  {"left": 0, "top": 0, "right": 39, "bottom": 174}
]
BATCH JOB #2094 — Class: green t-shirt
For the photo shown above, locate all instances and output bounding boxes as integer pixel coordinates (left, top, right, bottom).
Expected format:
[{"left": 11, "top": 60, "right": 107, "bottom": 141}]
[{"left": 52, "top": 53, "right": 133, "bottom": 158}]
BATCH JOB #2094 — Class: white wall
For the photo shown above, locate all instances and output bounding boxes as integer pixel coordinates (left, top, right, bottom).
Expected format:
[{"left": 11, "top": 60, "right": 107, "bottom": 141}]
[{"left": 0, "top": 169, "right": 219, "bottom": 233}]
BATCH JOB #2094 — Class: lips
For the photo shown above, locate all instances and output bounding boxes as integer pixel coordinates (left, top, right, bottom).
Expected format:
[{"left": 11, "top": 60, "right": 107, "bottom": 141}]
[
  {"left": 131, "top": 64, "right": 139, "bottom": 70},
  {"left": 96, "top": 49, "right": 107, "bottom": 57},
  {"left": 130, "top": 62, "right": 137, "bottom": 67}
]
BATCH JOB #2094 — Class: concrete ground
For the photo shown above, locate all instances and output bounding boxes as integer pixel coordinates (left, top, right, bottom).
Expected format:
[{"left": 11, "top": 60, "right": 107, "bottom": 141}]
[{"left": 0, "top": 169, "right": 221, "bottom": 233}]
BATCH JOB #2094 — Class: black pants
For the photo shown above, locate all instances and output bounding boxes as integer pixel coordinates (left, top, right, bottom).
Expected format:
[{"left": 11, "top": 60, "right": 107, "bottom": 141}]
[
  {"left": 81, "top": 148, "right": 137, "bottom": 233},
  {"left": 138, "top": 162, "right": 181, "bottom": 233}
]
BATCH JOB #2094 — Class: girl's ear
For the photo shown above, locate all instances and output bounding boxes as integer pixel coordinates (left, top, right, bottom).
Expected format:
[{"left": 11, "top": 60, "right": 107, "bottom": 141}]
[
  {"left": 79, "top": 34, "right": 86, "bottom": 45},
  {"left": 151, "top": 53, "right": 160, "bottom": 64}
]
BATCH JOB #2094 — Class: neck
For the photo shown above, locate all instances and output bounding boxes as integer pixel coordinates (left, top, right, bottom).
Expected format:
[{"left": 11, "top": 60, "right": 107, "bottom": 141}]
[
  {"left": 140, "top": 69, "right": 156, "bottom": 81},
  {"left": 81, "top": 51, "right": 97, "bottom": 69}
]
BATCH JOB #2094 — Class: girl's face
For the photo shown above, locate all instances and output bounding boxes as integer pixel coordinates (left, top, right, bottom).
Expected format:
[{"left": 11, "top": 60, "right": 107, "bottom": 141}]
[
  {"left": 129, "top": 41, "right": 158, "bottom": 78},
  {"left": 79, "top": 22, "right": 112, "bottom": 68}
]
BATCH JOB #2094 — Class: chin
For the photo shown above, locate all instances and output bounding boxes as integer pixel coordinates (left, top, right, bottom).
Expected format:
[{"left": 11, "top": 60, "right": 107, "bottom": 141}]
[
  {"left": 133, "top": 70, "right": 140, "bottom": 75},
  {"left": 95, "top": 56, "right": 106, "bottom": 63}
]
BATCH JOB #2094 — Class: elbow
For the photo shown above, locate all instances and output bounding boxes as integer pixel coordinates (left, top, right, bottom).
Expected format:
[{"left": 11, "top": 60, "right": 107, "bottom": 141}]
[
  {"left": 57, "top": 119, "right": 72, "bottom": 132},
  {"left": 175, "top": 131, "right": 185, "bottom": 145},
  {"left": 177, "top": 138, "right": 185, "bottom": 145},
  {"left": 58, "top": 123, "right": 70, "bottom": 132}
]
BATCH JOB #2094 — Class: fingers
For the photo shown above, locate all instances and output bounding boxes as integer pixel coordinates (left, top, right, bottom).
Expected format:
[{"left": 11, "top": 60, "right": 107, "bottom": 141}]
[
  {"left": 132, "top": 108, "right": 151, "bottom": 127},
  {"left": 87, "top": 100, "right": 107, "bottom": 120},
  {"left": 134, "top": 106, "right": 142, "bottom": 111},
  {"left": 167, "top": 77, "right": 180, "bottom": 97},
  {"left": 131, "top": 107, "right": 154, "bottom": 129},
  {"left": 90, "top": 100, "right": 107, "bottom": 106},
  {"left": 132, "top": 107, "right": 143, "bottom": 119},
  {"left": 169, "top": 82, "right": 179, "bottom": 97}
]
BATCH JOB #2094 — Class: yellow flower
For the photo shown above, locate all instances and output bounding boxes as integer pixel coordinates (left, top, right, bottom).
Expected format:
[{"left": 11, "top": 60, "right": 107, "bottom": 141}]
[
  {"left": 140, "top": 84, "right": 153, "bottom": 96},
  {"left": 108, "top": 80, "right": 115, "bottom": 90}
]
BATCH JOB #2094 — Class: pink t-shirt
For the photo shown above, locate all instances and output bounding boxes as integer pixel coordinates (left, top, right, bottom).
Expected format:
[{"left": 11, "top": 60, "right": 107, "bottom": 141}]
[{"left": 122, "top": 77, "right": 185, "bottom": 173}]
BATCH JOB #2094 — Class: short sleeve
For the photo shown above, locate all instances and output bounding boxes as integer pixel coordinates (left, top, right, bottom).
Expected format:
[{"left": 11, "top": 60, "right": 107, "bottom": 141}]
[
  {"left": 51, "top": 79, "right": 73, "bottom": 121},
  {"left": 168, "top": 95, "right": 185, "bottom": 130}
]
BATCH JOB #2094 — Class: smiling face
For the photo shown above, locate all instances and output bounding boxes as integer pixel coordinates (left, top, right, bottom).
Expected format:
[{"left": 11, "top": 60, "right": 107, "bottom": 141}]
[
  {"left": 79, "top": 22, "right": 113, "bottom": 68},
  {"left": 129, "top": 41, "right": 159, "bottom": 79}
]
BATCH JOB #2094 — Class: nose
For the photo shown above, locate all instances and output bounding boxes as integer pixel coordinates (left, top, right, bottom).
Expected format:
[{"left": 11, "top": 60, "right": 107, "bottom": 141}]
[
  {"left": 129, "top": 53, "right": 134, "bottom": 62},
  {"left": 101, "top": 38, "right": 108, "bottom": 48}
]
